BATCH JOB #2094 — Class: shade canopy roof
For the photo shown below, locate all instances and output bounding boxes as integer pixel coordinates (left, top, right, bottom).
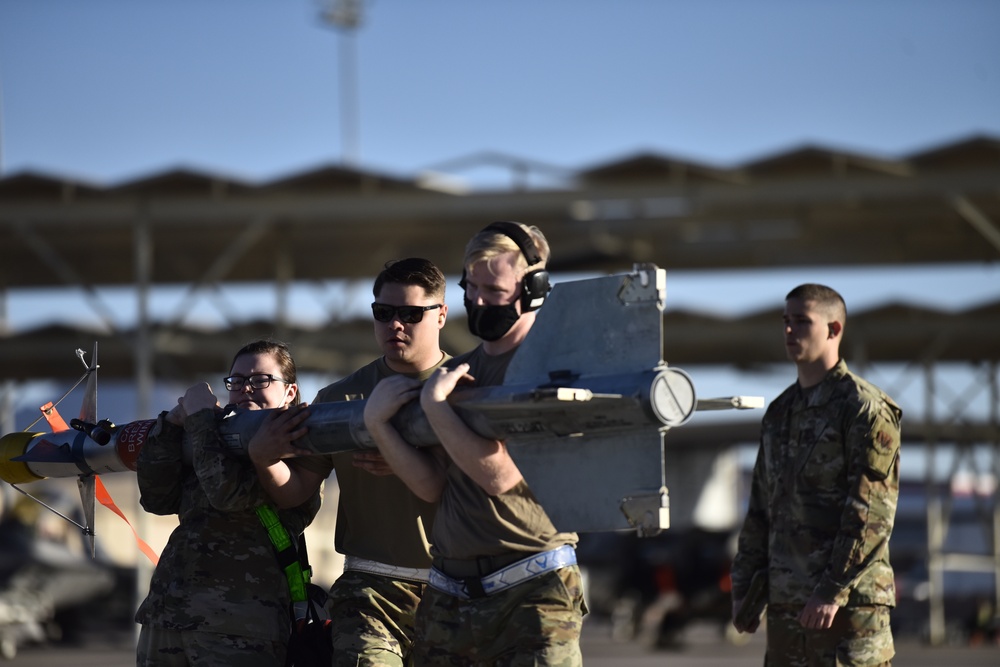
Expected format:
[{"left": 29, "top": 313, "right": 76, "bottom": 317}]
[
  {"left": 2, "top": 135, "right": 998, "bottom": 289},
  {"left": 4, "top": 298, "right": 997, "bottom": 382},
  {"left": 2, "top": 135, "right": 998, "bottom": 382}
]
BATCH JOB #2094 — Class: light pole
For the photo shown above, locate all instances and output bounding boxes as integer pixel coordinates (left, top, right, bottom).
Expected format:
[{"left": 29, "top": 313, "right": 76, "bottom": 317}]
[{"left": 318, "top": 0, "right": 363, "bottom": 166}]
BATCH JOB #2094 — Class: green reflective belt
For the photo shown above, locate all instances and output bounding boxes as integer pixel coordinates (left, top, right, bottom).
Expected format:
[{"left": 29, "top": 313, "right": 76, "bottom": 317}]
[{"left": 255, "top": 503, "right": 309, "bottom": 602}]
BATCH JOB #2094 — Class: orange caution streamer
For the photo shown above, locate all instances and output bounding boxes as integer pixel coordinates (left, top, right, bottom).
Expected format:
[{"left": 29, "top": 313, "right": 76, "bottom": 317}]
[
  {"left": 39, "top": 401, "right": 70, "bottom": 432},
  {"left": 95, "top": 475, "right": 160, "bottom": 566}
]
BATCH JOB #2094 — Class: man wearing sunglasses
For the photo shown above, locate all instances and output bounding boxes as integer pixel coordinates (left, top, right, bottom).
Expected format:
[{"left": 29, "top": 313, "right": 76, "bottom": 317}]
[
  {"left": 248, "top": 257, "right": 450, "bottom": 667},
  {"left": 364, "top": 222, "right": 586, "bottom": 666}
]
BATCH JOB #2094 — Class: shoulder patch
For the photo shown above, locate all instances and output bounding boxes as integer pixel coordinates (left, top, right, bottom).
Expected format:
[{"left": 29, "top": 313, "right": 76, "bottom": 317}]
[
  {"left": 865, "top": 406, "right": 901, "bottom": 480},
  {"left": 876, "top": 429, "right": 895, "bottom": 450}
]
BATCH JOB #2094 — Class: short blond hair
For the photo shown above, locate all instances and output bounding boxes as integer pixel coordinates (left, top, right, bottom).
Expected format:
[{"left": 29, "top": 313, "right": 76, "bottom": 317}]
[{"left": 463, "top": 221, "right": 550, "bottom": 277}]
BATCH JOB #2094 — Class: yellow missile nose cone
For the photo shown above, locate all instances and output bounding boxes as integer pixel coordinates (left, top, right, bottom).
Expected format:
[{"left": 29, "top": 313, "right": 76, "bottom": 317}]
[{"left": 0, "top": 432, "right": 47, "bottom": 484}]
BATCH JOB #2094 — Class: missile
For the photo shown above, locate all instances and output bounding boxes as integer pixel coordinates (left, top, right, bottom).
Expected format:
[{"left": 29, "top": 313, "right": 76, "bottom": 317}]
[
  {"left": 0, "top": 367, "right": 693, "bottom": 479},
  {"left": 1, "top": 265, "right": 762, "bottom": 535},
  {"left": 0, "top": 419, "right": 154, "bottom": 484}
]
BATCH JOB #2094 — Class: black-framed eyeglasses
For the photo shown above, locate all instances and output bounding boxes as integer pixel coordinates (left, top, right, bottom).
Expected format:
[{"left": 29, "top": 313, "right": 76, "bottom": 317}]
[
  {"left": 223, "top": 373, "right": 289, "bottom": 391},
  {"left": 371, "top": 302, "right": 443, "bottom": 324}
]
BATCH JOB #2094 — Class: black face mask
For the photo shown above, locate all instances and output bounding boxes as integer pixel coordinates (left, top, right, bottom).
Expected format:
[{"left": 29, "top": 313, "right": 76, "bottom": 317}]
[{"left": 464, "top": 297, "right": 521, "bottom": 342}]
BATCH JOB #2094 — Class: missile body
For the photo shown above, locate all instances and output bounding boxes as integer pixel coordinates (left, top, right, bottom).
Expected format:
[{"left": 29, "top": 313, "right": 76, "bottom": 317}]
[
  {"left": 0, "top": 420, "right": 155, "bottom": 484},
  {"left": 1, "top": 367, "right": 691, "bottom": 483}
]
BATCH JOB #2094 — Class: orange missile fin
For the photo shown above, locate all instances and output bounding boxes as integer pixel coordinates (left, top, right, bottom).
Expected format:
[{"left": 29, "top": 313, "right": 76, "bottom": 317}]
[
  {"left": 39, "top": 402, "right": 70, "bottom": 432},
  {"left": 95, "top": 475, "right": 159, "bottom": 566}
]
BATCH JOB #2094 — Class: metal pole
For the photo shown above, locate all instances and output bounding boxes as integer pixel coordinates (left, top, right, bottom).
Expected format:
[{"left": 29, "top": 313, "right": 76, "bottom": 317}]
[
  {"left": 319, "top": 0, "right": 363, "bottom": 166},
  {"left": 135, "top": 210, "right": 153, "bottom": 421},
  {"left": 133, "top": 206, "right": 154, "bottom": 645},
  {"left": 924, "top": 360, "right": 946, "bottom": 645},
  {"left": 991, "top": 361, "right": 1000, "bottom": 617},
  {"left": 0, "top": 382, "right": 12, "bottom": 440},
  {"left": 275, "top": 221, "right": 293, "bottom": 339},
  {"left": 0, "top": 286, "right": 11, "bottom": 437},
  {"left": 339, "top": 29, "right": 359, "bottom": 165}
]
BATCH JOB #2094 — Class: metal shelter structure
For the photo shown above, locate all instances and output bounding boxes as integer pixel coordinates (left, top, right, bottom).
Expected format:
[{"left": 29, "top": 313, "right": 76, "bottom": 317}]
[{"left": 2, "top": 134, "right": 999, "bottom": 643}]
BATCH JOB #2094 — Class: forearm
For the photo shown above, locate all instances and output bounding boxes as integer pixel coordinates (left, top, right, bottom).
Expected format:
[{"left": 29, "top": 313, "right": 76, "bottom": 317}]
[
  {"left": 731, "top": 454, "right": 770, "bottom": 598},
  {"left": 277, "top": 484, "right": 323, "bottom": 533},
  {"left": 368, "top": 422, "right": 446, "bottom": 502},
  {"left": 422, "top": 399, "right": 522, "bottom": 495},
  {"left": 817, "top": 406, "right": 900, "bottom": 603},
  {"left": 253, "top": 459, "right": 323, "bottom": 509},
  {"left": 815, "top": 471, "right": 897, "bottom": 602},
  {"left": 189, "top": 409, "right": 265, "bottom": 512},
  {"left": 136, "top": 412, "right": 184, "bottom": 514},
  {"left": 733, "top": 516, "right": 769, "bottom": 598}
]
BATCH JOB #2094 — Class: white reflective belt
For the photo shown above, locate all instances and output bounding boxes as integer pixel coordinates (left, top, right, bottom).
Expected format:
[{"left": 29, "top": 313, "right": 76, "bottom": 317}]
[
  {"left": 343, "top": 556, "right": 430, "bottom": 583},
  {"left": 428, "top": 544, "right": 577, "bottom": 600}
]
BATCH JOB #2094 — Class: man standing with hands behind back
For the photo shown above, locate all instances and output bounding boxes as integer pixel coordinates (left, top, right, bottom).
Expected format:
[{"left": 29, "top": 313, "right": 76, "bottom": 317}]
[
  {"left": 364, "top": 221, "right": 586, "bottom": 666},
  {"left": 732, "top": 283, "right": 902, "bottom": 667}
]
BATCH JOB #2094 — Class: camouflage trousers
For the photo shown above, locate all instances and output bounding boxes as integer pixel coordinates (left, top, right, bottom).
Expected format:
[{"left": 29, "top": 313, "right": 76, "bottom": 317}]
[
  {"left": 326, "top": 570, "right": 425, "bottom": 667},
  {"left": 412, "top": 565, "right": 586, "bottom": 667},
  {"left": 765, "top": 605, "right": 894, "bottom": 667},
  {"left": 136, "top": 625, "right": 286, "bottom": 666}
]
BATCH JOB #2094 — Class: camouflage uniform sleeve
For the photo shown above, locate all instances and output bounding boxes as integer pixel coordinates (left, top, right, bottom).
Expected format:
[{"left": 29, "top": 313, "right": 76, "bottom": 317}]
[
  {"left": 812, "top": 397, "right": 901, "bottom": 604},
  {"left": 187, "top": 409, "right": 323, "bottom": 531},
  {"left": 136, "top": 411, "right": 185, "bottom": 515},
  {"left": 732, "top": 440, "right": 770, "bottom": 599},
  {"left": 278, "top": 484, "right": 323, "bottom": 535},
  {"left": 188, "top": 408, "right": 269, "bottom": 512}
]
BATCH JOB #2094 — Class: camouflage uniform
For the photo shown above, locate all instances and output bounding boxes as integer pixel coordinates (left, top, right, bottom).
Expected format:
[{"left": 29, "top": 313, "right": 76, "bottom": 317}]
[
  {"left": 135, "top": 408, "right": 321, "bottom": 666},
  {"left": 295, "top": 355, "right": 447, "bottom": 667},
  {"left": 732, "top": 360, "right": 902, "bottom": 667},
  {"left": 413, "top": 345, "right": 586, "bottom": 667}
]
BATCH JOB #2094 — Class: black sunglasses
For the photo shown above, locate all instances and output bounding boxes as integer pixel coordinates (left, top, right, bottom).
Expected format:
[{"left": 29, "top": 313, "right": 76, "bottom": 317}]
[
  {"left": 371, "top": 302, "right": 443, "bottom": 324},
  {"left": 223, "top": 373, "right": 289, "bottom": 391}
]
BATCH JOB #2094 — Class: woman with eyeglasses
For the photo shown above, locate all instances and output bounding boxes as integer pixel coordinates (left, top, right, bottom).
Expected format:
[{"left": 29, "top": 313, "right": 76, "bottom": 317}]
[{"left": 135, "top": 339, "right": 320, "bottom": 667}]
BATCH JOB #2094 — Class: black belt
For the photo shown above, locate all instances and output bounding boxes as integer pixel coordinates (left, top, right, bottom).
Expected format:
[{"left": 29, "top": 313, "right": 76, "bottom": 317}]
[{"left": 433, "top": 551, "right": 538, "bottom": 579}]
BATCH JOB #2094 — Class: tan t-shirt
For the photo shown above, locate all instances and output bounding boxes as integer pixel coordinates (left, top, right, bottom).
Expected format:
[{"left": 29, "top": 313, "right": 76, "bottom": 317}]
[
  {"left": 295, "top": 355, "right": 449, "bottom": 568},
  {"left": 430, "top": 345, "right": 578, "bottom": 560}
]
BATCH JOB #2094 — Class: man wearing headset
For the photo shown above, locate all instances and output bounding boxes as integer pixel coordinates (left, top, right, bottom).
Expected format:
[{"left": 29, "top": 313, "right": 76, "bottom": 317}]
[{"left": 364, "top": 222, "right": 586, "bottom": 665}]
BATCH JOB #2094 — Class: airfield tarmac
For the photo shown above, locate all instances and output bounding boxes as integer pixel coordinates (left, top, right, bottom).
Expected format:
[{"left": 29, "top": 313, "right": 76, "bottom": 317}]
[{"left": 8, "top": 619, "right": 999, "bottom": 666}]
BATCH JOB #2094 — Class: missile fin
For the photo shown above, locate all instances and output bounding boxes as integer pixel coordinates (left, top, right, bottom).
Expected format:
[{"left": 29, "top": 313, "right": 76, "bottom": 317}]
[
  {"left": 11, "top": 438, "right": 76, "bottom": 464},
  {"left": 78, "top": 474, "right": 97, "bottom": 557},
  {"left": 79, "top": 343, "right": 99, "bottom": 424},
  {"left": 505, "top": 268, "right": 666, "bottom": 386},
  {"left": 507, "top": 431, "right": 668, "bottom": 534}
]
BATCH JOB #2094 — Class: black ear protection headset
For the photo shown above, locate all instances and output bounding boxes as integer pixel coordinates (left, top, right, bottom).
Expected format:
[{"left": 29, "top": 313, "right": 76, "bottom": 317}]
[{"left": 459, "top": 221, "right": 551, "bottom": 312}]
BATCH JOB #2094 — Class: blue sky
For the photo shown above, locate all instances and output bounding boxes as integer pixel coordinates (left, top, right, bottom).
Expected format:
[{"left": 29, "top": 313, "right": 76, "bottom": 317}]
[
  {"left": 1, "top": 1, "right": 999, "bottom": 334},
  {"left": 2, "top": 0, "right": 998, "bottom": 183}
]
